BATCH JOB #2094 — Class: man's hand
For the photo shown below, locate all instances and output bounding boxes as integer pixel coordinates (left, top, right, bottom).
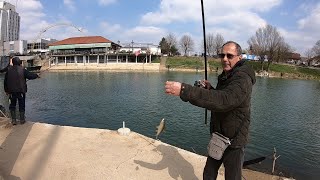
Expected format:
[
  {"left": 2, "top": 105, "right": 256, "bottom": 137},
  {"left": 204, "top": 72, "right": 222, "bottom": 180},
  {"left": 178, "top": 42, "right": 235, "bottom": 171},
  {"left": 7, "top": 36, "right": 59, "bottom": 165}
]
[
  {"left": 165, "top": 81, "right": 182, "bottom": 96},
  {"left": 202, "top": 80, "right": 212, "bottom": 89}
]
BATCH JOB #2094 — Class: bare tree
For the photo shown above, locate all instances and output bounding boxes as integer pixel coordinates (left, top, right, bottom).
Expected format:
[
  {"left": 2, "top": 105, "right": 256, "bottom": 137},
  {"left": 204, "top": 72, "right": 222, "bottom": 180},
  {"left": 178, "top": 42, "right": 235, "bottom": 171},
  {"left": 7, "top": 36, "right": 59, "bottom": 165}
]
[
  {"left": 305, "top": 48, "right": 315, "bottom": 66},
  {"left": 201, "top": 33, "right": 224, "bottom": 56},
  {"left": 179, "top": 35, "right": 194, "bottom": 56},
  {"left": 248, "top": 24, "right": 285, "bottom": 71},
  {"left": 165, "top": 33, "right": 178, "bottom": 56},
  {"left": 305, "top": 48, "right": 314, "bottom": 59},
  {"left": 275, "top": 41, "right": 293, "bottom": 63},
  {"left": 214, "top": 33, "right": 225, "bottom": 55},
  {"left": 312, "top": 40, "right": 320, "bottom": 56},
  {"left": 201, "top": 33, "right": 215, "bottom": 56}
]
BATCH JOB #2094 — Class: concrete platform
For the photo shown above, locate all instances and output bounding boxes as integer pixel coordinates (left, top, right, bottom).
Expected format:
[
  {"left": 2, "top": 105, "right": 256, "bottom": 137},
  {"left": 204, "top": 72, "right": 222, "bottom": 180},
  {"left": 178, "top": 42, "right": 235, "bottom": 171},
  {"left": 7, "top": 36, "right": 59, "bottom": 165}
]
[{"left": 0, "top": 118, "right": 291, "bottom": 180}]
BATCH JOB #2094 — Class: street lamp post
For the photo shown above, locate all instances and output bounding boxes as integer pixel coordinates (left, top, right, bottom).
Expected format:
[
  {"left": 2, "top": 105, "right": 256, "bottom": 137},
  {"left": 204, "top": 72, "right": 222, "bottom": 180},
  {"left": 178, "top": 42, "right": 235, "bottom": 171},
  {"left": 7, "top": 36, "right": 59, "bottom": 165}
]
[
  {"left": 31, "top": 23, "right": 82, "bottom": 67},
  {"left": 131, "top": 40, "right": 134, "bottom": 53}
]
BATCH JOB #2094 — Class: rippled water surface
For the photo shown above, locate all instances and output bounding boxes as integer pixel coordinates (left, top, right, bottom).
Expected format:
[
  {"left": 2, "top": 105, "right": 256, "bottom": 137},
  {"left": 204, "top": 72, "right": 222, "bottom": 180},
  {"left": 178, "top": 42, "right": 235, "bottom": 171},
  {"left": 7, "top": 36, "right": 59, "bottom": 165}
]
[{"left": 1, "top": 71, "right": 319, "bottom": 179}]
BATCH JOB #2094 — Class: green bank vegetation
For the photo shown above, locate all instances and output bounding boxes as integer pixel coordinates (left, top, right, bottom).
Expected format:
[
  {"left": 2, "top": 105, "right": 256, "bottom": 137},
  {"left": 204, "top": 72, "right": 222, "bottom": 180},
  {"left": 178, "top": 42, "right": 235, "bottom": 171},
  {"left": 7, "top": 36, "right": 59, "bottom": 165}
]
[{"left": 163, "top": 56, "right": 320, "bottom": 80}]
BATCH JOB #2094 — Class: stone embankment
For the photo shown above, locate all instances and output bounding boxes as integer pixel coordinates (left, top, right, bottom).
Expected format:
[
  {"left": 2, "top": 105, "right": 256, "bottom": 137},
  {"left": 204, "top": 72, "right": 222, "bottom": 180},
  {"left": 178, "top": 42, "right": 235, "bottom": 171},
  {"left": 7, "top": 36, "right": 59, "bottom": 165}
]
[{"left": 0, "top": 118, "right": 294, "bottom": 180}]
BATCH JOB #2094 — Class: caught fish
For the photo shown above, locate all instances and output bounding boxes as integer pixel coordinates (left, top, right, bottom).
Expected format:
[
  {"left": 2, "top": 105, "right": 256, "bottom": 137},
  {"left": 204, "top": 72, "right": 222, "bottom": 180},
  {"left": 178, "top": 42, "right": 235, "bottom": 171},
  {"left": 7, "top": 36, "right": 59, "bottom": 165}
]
[{"left": 156, "top": 118, "right": 165, "bottom": 139}]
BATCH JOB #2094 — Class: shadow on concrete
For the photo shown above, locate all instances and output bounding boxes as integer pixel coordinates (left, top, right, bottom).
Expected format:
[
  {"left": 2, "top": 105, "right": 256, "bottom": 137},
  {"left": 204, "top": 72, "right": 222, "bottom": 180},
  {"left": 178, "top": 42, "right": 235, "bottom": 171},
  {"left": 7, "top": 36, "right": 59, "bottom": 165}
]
[
  {"left": 24, "top": 124, "right": 61, "bottom": 180},
  {"left": 0, "top": 118, "right": 62, "bottom": 180},
  {"left": 0, "top": 118, "right": 33, "bottom": 180},
  {"left": 134, "top": 144, "right": 198, "bottom": 180}
]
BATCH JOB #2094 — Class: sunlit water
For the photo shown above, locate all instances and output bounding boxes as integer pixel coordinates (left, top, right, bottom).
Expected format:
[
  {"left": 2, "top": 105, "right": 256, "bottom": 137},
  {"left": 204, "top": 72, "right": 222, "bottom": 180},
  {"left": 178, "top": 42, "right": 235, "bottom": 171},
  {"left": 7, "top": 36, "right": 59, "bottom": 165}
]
[{"left": 0, "top": 71, "right": 319, "bottom": 179}]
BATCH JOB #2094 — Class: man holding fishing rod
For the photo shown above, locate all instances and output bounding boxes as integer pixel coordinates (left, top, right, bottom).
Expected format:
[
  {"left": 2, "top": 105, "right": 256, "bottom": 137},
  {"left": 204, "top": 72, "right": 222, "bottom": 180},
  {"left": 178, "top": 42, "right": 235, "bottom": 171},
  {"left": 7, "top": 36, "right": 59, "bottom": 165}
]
[
  {"left": 165, "top": 41, "right": 256, "bottom": 180},
  {"left": 4, "top": 56, "right": 40, "bottom": 125}
]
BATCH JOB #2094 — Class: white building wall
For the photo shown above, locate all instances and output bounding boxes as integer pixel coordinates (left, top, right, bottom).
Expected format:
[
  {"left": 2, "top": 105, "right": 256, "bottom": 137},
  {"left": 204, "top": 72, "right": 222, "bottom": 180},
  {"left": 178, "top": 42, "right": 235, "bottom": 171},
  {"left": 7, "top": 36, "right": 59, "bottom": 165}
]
[
  {"left": 0, "top": 9, "right": 8, "bottom": 42},
  {"left": 18, "top": 40, "right": 27, "bottom": 54},
  {"left": 0, "top": 1, "right": 20, "bottom": 42},
  {"left": 0, "top": 40, "right": 26, "bottom": 56}
]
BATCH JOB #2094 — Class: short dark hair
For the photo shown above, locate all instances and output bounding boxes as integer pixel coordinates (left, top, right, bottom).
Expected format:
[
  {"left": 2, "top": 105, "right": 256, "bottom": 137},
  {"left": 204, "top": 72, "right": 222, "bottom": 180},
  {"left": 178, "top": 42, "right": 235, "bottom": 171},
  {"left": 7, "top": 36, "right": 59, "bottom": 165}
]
[
  {"left": 12, "top": 57, "right": 21, "bottom": 66},
  {"left": 222, "top": 41, "right": 242, "bottom": 55}
]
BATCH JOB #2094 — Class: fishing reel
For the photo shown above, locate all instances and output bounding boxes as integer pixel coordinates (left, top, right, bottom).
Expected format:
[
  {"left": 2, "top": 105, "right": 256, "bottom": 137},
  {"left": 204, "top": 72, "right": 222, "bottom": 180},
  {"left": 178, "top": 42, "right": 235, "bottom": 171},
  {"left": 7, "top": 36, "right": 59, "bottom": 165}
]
[{"left": 194, "top": 80, "right": 206, "bottom": 88}]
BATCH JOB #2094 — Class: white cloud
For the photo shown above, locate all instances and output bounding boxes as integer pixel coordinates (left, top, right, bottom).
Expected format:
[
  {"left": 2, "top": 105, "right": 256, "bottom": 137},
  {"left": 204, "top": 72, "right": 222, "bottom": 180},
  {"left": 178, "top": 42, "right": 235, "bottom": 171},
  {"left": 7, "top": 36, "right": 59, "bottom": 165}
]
[
  {"left": 99, "top": 21, "right": 121, "bottom": 34},
  {"left": 17, "top": 0, "right": 47, "bottom": 40},
  {"left": 98, "top": 0, "right": 117, "bottom": 6},
  {"left": 17, "top": 0, "right": 88, "bottom": 41},
  {"left": 64, "top": 0, "right": 76, "bottom": 12},
  {"left": 298, "top": 3, "right": 320, "bottom": 32},
  {"left": 139, "top": 0, "right": 280, "bottom": 52},
  {"left": 141, "top": 0, "right": 200, "bottom": 24},
  {"left": 122, "top": 26, "right": 167, "bottom": 44},
  {"left": 276, "top": 3, "right": 320, "bottom": 55},
  {"left": 141, "top": 0, "right": 281, "bottom": 25}
]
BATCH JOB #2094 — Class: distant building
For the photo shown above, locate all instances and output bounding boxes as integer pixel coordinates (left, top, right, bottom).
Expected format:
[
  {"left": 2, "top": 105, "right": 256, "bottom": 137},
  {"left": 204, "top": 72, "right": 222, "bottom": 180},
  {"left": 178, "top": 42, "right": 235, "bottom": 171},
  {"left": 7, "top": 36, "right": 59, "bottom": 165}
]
[
  {"left": 242, "top": 54, "right": 261, "bottom": 61},
  {"left": 0, "top": 1, "right": 20, "bottom": 42},
  {"left": 119, "top": 42, "right": 161, "bottom": 55},
  {"left": 48, "top": 36, "right": 161, "bottom": 66},
  {"left": 0, "top": 1, "right": 20, "bottom": 56},
  {"left": 27, "top": 38, "right": 58, "bottom": 53},
  {"left": 2, "top": 40, "right": 27, "bottom": 55}
]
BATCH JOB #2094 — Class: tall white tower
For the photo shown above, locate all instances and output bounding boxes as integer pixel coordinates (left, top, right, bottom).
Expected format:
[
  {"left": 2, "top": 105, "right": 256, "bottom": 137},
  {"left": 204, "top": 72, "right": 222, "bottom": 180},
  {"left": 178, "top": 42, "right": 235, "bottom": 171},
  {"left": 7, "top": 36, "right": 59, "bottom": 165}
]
[{"left": 0, "top": 1, "right": 20, "bottom": 42}]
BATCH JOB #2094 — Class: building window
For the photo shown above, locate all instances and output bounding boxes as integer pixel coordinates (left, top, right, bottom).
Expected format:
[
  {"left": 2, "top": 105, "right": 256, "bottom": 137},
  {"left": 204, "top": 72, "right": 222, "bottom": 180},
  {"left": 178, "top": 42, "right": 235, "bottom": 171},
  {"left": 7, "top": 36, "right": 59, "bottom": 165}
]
[{"left": 10, "top": 44, "right": 14, "bottom": 51}]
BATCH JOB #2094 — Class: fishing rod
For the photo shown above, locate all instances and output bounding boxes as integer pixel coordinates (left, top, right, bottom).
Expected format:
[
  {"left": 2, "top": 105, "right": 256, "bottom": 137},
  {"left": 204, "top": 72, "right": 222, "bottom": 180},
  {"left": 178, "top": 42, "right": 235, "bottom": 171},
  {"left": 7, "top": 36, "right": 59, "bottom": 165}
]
[{"left": 200, "top": 0, "right": 208, "bottom": 125}]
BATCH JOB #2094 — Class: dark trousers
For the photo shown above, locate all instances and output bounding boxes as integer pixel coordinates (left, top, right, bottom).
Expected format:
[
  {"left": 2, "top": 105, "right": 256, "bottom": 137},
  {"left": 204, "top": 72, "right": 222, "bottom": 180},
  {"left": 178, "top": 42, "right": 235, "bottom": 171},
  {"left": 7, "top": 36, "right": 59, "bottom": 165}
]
[
  {"left": 203, "top": 147, "right": 244, "bottom": 180},
  {"left": 9, "top": 92, "right": 26, "bottom": 112}
]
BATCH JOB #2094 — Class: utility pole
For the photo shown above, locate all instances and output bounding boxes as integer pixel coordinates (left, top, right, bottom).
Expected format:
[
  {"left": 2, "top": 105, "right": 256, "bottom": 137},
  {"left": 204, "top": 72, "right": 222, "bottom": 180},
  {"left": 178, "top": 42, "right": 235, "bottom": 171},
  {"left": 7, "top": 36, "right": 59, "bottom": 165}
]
[{"left": 131, "top": 40, "right": 134, "bottom": 53}]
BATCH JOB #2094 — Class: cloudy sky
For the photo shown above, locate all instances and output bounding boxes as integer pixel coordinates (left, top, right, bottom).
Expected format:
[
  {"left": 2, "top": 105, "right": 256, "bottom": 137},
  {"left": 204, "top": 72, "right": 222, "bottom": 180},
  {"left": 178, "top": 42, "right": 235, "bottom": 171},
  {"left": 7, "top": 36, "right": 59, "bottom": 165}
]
[{"left": 7, "top": 0, "right": 320, "bottom": 55}]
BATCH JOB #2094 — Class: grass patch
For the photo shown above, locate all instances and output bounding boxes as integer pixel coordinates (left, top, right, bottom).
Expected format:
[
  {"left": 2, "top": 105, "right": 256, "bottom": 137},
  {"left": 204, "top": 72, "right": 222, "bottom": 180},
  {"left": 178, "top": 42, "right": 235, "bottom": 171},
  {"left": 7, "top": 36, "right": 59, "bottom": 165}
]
[
  {"left": 164, "top": 57, "right": 320, "bottom": 79},
  {"left": 298, "top": 67, "right": 320, "bottom": 78},
  {"left": 166, "top": 56, "right": 204, "bottom": 69},
  {"left": 208, "top": 59, "right": 221, "bottom": 70},
  {"left": 152, "top": 57, "right": 161, "bottom": 63}
]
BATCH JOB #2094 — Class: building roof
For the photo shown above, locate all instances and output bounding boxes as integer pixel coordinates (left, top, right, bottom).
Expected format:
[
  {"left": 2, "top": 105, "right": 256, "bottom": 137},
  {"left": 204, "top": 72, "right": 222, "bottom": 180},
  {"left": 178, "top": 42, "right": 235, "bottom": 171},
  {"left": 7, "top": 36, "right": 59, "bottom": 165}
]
[{"left": 49, "top": 36, "right": 113, "bottom": 46}]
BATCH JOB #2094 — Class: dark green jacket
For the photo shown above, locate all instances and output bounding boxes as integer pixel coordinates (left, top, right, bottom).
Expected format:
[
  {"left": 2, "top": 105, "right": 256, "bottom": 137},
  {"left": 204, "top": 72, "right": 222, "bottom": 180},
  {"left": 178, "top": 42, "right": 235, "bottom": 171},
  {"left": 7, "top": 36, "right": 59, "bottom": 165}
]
[{"left": 180, "top": 60, "right": 256, "bottom": 147}]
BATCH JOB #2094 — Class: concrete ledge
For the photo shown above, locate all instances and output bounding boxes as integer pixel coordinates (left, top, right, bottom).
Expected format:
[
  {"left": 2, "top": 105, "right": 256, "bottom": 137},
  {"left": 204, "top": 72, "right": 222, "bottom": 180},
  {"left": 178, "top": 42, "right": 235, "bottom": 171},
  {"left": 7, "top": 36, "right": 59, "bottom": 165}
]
[{"left": 0, "top": 118, "right": 292, "bottom": 180}]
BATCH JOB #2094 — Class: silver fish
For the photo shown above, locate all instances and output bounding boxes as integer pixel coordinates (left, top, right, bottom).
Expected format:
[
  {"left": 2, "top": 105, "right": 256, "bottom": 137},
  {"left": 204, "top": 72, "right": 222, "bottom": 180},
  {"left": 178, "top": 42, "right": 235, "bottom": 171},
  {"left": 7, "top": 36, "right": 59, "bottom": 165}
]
[{"left": 156, "top": 118, "right": 165, "bottom": 139}]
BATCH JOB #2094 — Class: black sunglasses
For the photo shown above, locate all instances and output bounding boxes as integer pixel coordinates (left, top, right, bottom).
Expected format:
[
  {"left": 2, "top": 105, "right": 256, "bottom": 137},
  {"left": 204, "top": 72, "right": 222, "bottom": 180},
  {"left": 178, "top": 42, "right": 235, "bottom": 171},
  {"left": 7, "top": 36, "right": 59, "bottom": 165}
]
[{"left": 218, "top": 53, "right": 239, "bottom": 59}]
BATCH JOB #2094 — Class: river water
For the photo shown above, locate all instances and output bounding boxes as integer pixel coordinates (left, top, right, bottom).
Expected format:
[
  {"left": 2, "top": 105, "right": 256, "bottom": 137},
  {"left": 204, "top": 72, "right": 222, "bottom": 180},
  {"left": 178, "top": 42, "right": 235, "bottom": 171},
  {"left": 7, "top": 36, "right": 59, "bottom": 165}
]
[{"left": 0, "top": 71, "right": 319, "bottom": 179}]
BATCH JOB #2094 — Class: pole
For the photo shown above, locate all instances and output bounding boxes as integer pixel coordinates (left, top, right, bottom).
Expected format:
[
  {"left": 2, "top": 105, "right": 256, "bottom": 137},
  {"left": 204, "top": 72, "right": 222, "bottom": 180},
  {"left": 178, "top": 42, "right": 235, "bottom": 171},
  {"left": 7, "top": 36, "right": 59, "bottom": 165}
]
[{"left": 200, "top": 0, "right": 208, "bottom": 125}]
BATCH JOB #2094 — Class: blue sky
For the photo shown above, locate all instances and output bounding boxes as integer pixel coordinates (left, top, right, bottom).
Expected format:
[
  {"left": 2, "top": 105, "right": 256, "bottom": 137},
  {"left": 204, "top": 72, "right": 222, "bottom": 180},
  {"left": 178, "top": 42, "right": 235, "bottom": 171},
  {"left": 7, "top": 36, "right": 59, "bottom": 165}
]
[{"left": 9, "top": 0, "right": 320, "bottom": 55}]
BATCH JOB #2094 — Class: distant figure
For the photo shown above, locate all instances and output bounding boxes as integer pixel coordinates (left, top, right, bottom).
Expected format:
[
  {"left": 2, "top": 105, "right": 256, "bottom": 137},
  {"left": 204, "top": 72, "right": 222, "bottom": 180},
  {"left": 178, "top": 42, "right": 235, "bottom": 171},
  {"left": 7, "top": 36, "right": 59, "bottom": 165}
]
[{"left": 4, "top": 57, "right": 39, "bottom": 125}]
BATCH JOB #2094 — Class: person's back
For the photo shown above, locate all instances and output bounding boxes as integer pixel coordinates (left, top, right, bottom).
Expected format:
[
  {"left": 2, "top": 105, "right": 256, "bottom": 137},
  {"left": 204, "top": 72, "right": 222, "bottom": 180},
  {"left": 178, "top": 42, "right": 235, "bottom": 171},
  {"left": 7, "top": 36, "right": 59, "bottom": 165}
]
[
  {"left": 6, "top": 64, "right": 27, "bottom": 93},
  {"left": 4, "top": 57, "right": 39, "bottom": 125}
]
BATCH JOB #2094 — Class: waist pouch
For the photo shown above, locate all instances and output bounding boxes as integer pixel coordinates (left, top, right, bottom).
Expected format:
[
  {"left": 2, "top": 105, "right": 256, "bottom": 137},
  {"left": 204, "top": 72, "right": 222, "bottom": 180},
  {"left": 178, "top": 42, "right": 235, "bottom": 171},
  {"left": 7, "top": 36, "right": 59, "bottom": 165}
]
[{"left": 207, "top": 132, "right": 231, "bottom": 160}]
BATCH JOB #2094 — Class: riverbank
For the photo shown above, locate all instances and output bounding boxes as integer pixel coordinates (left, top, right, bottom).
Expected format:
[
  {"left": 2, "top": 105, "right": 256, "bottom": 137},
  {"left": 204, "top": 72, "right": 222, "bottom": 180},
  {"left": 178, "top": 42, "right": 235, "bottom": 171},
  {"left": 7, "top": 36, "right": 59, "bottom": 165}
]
[
  {"left": 0, "top": 118, "right": 293, "bottom": 180},
  {"left": 164, "top": 56, "right": 320, "bottom": 80},
  {"left": 44, "top": 64, "right": 320, "bottom": 81}
]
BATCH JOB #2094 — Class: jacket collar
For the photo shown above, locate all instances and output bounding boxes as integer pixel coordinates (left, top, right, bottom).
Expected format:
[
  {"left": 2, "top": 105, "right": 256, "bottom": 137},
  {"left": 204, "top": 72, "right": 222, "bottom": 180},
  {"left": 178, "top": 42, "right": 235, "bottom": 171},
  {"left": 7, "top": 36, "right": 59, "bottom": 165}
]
[{"left": 219, "top": 60, "right": 246, "bottom": 81}]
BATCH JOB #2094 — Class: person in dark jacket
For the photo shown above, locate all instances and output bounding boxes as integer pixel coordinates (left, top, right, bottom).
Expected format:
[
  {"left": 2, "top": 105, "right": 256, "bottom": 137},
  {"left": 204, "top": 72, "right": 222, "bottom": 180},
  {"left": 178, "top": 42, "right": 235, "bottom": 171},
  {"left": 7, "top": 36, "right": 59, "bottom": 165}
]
[
  {"left": 165, "top": 41, "right": 256, "bottom": 180},
  {"left": 4, "top": 57, "right": 39, "bottom": 125}
]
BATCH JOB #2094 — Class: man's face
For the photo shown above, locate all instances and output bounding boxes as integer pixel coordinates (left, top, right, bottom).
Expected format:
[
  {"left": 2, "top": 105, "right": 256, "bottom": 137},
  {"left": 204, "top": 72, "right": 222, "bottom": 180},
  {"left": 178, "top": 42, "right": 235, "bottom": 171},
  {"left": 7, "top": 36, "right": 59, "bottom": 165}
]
[{"left": 219, "top": 43, "right": 241, "bottom": 72}]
